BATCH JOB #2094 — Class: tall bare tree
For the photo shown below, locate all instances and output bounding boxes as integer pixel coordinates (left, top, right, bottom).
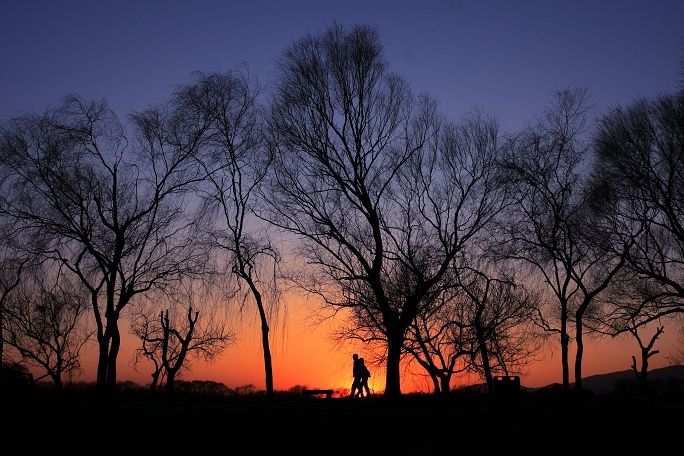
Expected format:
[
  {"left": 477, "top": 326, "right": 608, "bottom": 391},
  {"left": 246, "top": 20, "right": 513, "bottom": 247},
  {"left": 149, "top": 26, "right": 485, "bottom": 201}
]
[
  {"left": 267, "top": 24, "right": 504, "bottom": 397},
  {"left": 3, "top": 274, "right": 90, "bottom": 390},
  {"left": 176, "top": 72, "right": 282, "bottom": 398},
  {"left": 266, "top": 23, "right": 419, "bottom": 397},
  {"left": 593, "top": 92, "right": 684, "bottom": 325},
  {"left": 0, "top": 94, "right": 209, "bottom": 394},
  {"left": 501, "top": 89, "right": 633, "bottom": 392}
]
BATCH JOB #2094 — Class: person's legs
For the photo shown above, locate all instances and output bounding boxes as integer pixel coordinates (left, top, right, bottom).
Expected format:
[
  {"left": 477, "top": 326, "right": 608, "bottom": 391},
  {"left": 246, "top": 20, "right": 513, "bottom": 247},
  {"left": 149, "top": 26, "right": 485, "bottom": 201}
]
[
  {"left": 349, "top": 377, "right": 360, "bottom": 397},
  {"left": 355, "top": 378, "right": 363, "bottom": 397}
]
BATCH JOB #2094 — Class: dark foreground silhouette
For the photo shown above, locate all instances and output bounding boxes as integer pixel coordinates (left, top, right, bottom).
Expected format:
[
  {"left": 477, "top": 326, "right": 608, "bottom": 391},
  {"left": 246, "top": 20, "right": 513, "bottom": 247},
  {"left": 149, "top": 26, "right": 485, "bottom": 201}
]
[{"left": 2, "top": 381, "right": 682, "bottom": 455}]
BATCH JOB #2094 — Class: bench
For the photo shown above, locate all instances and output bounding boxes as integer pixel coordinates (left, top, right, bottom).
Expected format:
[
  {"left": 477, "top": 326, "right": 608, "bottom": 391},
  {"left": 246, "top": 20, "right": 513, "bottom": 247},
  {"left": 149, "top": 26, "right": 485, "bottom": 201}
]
[
  {"left": 302, "top": 389, "right": 334, "bottom": 399},
  {"left": 493, "top": 375, "right": 520, "bottom": 399}
]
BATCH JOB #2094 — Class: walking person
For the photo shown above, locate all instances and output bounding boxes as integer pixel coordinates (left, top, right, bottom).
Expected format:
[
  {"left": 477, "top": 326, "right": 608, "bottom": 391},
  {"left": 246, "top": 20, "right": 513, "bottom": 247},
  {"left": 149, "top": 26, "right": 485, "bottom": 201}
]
[
  {"left": 357, "top": 357, "right": 371, "bottom": 397},
  {"left": 349, "top": 353, "right": 362, "bottom": 397}
]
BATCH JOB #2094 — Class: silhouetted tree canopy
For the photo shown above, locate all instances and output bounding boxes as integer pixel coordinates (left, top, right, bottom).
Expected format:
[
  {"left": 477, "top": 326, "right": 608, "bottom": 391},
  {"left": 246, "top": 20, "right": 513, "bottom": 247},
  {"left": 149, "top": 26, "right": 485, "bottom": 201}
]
[
  {"left": 0, "top": 22, "right": 681, "bottom": 399},
  {"left": 266, "top": 24, "right": 506, "bottom": 396},
  {"left": 0, "top": 95, "right": 210, "bottom": 395}
]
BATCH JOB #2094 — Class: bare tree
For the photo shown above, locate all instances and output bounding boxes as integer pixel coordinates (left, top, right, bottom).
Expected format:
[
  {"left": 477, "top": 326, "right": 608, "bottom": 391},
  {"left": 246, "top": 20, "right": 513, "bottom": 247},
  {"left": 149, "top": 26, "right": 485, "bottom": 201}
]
[
  {"left": 131, "top": 279, "right": 234, "bottom": 395},
  {"left": 0, "top": 94, "right": 209, "bottom": 395},
  {"left": 403, "top": 296, "right": 473, "bottom": 394},
  {"left": 176, "top": 72, "right": 282, "bottom": 398},
  {"left": 454, "top": 264, "right": 539, "bottom": 396},
  {"left": 593, "top": 92, "right": 684, "bottom": 325},
  {"left": 131, "top": 298, "right": 233, "bottom": 396},
  {"left": 402, "top": 262, "right": 539, "bottom": 397},
  {"left": 267, "top": 24, "right": 504, "bottom": 397},
  {"left": 266, "top": 23, "right": 421, "bottom": 397},
  {"left": 628, "top": 325, "right": 665, "bottom": 394},
  {"left": 501, "top": 89, "right": 633, "bottom": 392},
  {"left": 130, "top": 305, "right": 165, "bottom": 392},
  {"left": 3, "top": 273, "right": 90, "bottom": 390}
]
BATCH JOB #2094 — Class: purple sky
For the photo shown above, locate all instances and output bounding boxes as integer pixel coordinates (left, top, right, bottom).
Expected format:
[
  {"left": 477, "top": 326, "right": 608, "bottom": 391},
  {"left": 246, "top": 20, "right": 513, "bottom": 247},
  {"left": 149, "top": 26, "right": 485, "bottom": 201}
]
[{"left": 1, "top": 0, "right": 683, "bottom": 131}]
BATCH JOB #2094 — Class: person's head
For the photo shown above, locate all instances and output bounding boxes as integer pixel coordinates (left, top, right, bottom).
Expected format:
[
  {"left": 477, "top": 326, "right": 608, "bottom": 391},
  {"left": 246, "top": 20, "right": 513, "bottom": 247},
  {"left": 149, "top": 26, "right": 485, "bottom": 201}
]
[
  {"left": 359, "top": 358, "right": 365, "bottom": 364},
  {"left": 353, "top": 353, "right": 358, "bottom": 360}
]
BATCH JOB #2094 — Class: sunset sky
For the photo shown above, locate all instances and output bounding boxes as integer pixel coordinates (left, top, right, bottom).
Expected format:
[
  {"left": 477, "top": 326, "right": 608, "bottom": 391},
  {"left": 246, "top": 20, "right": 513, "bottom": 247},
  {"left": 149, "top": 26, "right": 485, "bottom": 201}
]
[{"left": 1, "top": 0, "right": 683, "bottom": 393}]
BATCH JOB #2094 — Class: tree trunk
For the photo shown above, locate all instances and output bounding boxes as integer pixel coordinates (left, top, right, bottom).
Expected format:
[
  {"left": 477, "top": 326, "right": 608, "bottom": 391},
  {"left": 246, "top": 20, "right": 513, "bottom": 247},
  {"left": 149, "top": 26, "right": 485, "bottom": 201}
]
[
  {"left": 385, "top": 335, "right": 402, "bottom": 397},
  {"left": 150, "top": 361, "right": 164, "bottom": 392},
  {"left": 245, "top": 278, "right": 274, "bottom": 399},
  {"left": 639, "top": 354, "right": 649, "bottom": 393},
  {"left": 166, "top": 371, "right": 176, "bottom": 397},
  {"left": 574, "top": 314, "right": 584, "bottom": 393},
  {"left": 429, "top": 373, "right": 440, "bottom": 394},
  {"left": 150, "top": 369, "right": 160, "bottom": 392},
  {"left": 560, "top": 304, "right": 570, "bottom": 393},
  {"left": 474, "top": 303, "right": 494, "bottom": 397},
  {"left": 96, "top": 333, "right": 110, "bottom": 395},
  {"left": 440, "top": 375, "right": 451, "bottom": 394},
  {"left": 106, "top": 317, "right": 120, "bottom": 395},
  {"left": 51, "top": 372, "right": 63, "bottom": 392},
  {"left": 476, "top": 326, "right": 494, "bottom": 397},
  {"left": 256, "top": 293, "right": 274, "bottom": 399}
]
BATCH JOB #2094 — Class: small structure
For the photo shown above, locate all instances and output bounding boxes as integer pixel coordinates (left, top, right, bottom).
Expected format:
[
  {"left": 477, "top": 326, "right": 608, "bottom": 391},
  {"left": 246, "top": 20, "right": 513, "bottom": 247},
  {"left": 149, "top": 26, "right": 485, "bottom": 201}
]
[
  {"left": 493, "top": 375, "right": 520, "bottom": 399},
  {"left": 302, "top": 388, "right": 334, "bottom": 399}
]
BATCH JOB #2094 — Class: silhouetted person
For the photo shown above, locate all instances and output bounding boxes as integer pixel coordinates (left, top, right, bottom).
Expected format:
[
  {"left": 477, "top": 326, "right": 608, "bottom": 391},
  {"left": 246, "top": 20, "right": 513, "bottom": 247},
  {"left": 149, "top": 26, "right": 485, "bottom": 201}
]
[
  {"left": 349, "top": 353, "right": 362, "bottom": 397},
  {"left": 350, "top": 354, "right": 372, "bottom": 397},
  {"left": 357, "top": 357, "right": 371, "bottom": 397}
]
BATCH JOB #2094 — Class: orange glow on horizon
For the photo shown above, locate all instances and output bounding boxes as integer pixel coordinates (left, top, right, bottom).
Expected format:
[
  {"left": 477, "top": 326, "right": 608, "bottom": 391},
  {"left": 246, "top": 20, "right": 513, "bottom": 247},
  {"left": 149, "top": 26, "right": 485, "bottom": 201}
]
[{"left": 63, "top": 295, "right": 678, "bottom": 394}]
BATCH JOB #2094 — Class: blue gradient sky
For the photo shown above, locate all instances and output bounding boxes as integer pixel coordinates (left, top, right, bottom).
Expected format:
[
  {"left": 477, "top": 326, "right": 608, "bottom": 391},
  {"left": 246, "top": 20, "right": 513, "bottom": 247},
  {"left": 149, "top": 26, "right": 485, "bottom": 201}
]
[
  {"left": 2, "top": 0, "right": 682, "bottom": 131},
  {"left": 2, "top": 0, "right": 683, "bottom": 389}
]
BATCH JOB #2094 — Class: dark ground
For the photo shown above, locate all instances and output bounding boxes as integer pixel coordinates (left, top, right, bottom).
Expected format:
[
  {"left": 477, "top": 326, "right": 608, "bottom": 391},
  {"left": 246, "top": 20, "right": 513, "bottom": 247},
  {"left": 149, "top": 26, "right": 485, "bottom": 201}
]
[{"left": 1, "top": 386, "right": 681, "bottom": 455}]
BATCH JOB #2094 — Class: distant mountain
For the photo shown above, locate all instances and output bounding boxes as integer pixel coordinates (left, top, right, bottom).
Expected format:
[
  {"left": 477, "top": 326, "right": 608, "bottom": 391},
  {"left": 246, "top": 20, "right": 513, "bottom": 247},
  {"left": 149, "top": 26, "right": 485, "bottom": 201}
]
[
  {"left": 454, "top": 366, "right": 684, "bottom": 396},
  {"left": 553, "top": 365, "right": 684, "bottom": 395}
]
